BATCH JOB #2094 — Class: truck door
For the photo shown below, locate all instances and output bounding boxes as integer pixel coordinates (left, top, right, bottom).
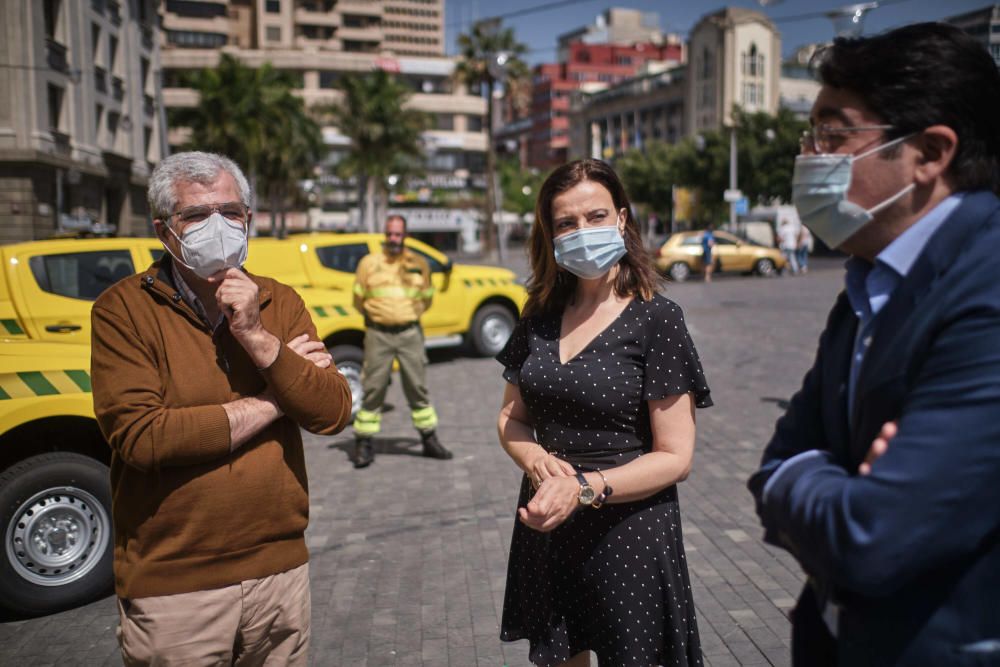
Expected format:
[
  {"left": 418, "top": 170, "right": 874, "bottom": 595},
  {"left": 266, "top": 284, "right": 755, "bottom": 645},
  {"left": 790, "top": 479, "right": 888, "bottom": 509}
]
[{"left": 9, "top": 247, "right": 136, "bottom": 343}]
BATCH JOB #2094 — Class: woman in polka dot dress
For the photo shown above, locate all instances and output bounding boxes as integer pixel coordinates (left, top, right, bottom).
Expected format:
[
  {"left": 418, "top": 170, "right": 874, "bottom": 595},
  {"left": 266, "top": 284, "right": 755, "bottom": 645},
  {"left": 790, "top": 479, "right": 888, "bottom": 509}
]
[{"left": 496, "top": 159, "right": 712, "bottom": 667}]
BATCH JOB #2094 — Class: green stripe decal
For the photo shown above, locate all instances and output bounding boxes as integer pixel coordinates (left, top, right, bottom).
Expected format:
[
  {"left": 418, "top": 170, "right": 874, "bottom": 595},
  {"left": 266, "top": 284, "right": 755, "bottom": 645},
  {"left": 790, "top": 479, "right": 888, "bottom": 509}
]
[
  {"left": 1, "top": 319, "right": 25, "bottom": 335},
  {"left": 313, "top": 306, "right": 328, "bottom": 318},
  {"left": 65, "top": 370, "right": 92, "bottom": 392},
  {"left": 0, "top": 386, "right": 9, "bottom": 400},
  {"left": 334, "top": 305, "right": 348, "bottom": 316},
  {"left": 17, "top": 371, "right": 58, "bottom": 396}
]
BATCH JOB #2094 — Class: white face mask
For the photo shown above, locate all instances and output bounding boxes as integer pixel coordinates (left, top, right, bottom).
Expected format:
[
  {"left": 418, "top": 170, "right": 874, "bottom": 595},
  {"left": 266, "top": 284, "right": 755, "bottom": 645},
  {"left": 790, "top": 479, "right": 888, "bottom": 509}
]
[
  {"left": 162, "top": 212, "right": 249, "bottom": 279},
  {"left": 553, "top": 218, "right": 627, "bottom": 280},
  {"left": 791, "top": 134, "right": 915, "bottom": 250}
]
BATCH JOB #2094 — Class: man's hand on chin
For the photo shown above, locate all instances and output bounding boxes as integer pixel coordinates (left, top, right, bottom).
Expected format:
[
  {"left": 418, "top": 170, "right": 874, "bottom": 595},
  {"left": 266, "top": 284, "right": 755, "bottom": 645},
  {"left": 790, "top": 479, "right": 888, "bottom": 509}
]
[{"left": 210, "top": 268, "right": 280, "bottom": 368}]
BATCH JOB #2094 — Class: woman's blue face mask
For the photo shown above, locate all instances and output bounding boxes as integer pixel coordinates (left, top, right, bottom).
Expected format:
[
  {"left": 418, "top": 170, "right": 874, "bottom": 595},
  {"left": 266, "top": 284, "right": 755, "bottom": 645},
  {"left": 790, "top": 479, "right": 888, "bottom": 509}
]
[{"left": 553, "top": 216, "right": 627, "bottom": 280}]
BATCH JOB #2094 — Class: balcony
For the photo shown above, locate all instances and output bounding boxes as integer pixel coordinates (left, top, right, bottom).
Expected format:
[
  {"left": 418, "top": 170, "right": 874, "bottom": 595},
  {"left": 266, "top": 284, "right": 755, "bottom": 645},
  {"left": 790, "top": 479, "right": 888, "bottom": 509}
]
[
  {"left": 144, "top": 94, "right": 155, "bottom": 117},
  {"left": 337, "top": 25, "right": 382, "bottom": 44},
  {"left": 51, "top": 130, "right": 71, "bottom": 155},
  {"left": 46, "top": 38, "right": 69, "bottom": 74},
  {"left": 295, "top": 8, "right": 341, "bottom": 28},
  {"left": 112, "top": 76, "right": 125, "bottom": 102},
  {"left": 95, "top": 66, "right": 108, "bottom": 94},
  {"left": 337, "top": 2, "right": 383, "bottom": 18}
]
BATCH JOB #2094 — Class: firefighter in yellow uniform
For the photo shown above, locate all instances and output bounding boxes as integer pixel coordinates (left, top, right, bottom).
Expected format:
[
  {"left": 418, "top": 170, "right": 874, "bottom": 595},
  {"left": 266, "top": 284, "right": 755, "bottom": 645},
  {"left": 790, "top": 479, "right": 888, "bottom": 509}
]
[{"left": 351, "top": 215, "right": 452, "bottom": 468}]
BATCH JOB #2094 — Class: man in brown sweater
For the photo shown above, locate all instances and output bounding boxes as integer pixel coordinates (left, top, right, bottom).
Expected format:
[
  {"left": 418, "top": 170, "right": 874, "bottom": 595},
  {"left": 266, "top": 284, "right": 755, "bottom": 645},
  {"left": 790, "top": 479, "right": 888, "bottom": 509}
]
[{"left": 91, "top": 151, "right": 352, "bottom": 665}]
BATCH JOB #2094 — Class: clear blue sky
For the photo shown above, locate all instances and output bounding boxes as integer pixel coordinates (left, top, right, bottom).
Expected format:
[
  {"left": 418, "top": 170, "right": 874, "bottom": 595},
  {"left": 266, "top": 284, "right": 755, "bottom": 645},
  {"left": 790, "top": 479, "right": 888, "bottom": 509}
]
[{"left": 445, "top": 0, "right": 991, "bottom": 63}]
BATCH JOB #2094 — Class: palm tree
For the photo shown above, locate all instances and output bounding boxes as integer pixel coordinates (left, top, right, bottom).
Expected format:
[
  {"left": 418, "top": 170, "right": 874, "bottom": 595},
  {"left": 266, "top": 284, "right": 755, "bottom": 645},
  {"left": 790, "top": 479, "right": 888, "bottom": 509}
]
[
  {"left": 323, "top": 69, "right": 429, "bottom": 232},
  {"left": 170, "top": 54, "right": 323, "bottom": 233},
  {"left": 454, "top": 19, "right": 528, "bottom": 257}
]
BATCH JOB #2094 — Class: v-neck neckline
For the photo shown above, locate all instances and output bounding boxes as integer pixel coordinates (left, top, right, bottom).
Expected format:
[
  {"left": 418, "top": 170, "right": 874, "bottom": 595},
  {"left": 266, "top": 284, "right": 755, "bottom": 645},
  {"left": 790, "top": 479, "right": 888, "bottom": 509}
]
[{"left": 556, "top": 298, "right": 635, "bottom": 366}]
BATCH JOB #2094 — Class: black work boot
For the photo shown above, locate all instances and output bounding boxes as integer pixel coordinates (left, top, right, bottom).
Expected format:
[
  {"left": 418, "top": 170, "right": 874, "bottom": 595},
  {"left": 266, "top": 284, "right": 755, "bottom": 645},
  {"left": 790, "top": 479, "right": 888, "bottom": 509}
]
[
  {"left": 354, "top": 437, "right": 374, "bottom": 468},
  {"left": 421, "top": 431, "right": 453, "bottom": 460}
]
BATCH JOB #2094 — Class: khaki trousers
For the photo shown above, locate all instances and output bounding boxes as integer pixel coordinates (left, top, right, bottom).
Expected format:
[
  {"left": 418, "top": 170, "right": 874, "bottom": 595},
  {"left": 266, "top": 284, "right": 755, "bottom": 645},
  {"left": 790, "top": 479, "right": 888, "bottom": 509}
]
[
  {"left": 361, "top": 324, "right": 431, "bottom": 413},
  {"left": 116, "top": 563, "right": 310, "bottom": 666}
]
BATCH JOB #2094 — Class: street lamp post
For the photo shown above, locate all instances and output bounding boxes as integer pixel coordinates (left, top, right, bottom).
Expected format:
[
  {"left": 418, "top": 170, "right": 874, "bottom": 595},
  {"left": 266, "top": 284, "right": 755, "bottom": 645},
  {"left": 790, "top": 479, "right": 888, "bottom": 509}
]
[{"left": 827, "top": 2, "right": 879, "bottom": 38}]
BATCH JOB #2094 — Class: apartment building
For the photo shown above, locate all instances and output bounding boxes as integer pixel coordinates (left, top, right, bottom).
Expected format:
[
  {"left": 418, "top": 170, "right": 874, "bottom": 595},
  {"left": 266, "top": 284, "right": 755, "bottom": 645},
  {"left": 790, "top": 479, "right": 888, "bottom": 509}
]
[
  {"left": 0, "top": 0, "right": 166, "bottom": 240},
  {"left": 160, "top": 0, "right": 485, "bottom": 231},
  {"left": 568, "top": 7, "right": 789, "bottom": 162},
  {"left": 497, "top": 8, "right": 684, "bottom": 170},
  {"left": 944, "top": 4, "right": 1000, "bottom": 66}
]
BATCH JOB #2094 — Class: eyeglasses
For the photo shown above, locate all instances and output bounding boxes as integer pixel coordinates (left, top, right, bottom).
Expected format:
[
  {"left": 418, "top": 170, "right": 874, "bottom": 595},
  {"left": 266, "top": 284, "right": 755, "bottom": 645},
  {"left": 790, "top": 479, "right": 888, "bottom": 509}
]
[
  {"left": 799, "top": 124, "right": 895, "bottom": 154},
  {"left": 167, "top": 202, "right": 248, "bottom": 226}
]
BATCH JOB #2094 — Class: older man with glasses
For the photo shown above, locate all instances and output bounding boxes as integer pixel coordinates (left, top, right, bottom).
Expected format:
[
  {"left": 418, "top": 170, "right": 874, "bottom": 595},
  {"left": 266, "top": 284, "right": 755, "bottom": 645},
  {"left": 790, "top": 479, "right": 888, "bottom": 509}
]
[{"left": 91, "top": 151, "right": 352, "bottom": 665}]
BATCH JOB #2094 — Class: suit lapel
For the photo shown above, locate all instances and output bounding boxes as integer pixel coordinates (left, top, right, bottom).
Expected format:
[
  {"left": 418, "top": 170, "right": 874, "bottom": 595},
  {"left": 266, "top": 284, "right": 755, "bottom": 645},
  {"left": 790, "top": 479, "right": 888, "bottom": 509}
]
[
  {"left": 822, "top": 294, "right": 856, "bottom": 463},
  {"left": 850, "top": 192, "right": 1000, "bottom": 448}
]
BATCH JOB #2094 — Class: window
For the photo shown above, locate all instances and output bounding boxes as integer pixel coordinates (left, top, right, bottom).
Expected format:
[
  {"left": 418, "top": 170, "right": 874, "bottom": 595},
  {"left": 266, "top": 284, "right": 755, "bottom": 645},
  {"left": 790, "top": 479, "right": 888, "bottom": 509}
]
[
  {"left": 43, "top": 0, "right": 60, "bottom": 40},
  {"left": 95, "top": 103, "right": 104, "bottom": 137},
  {"left": 319, "top": 71, "right": 338, "bottom": 88},
  {"left": 166, "top": 30, "right": 227, "bottom": 48},
  {"left": 29, "top": 251, "right": 135, "bottom": 301},
  {"left": 109, "top": 35, "right": 119, "bottom": 72},
  {"left": 713, "top": 235, "right": 736, "bottom": 246},
  {"left": 466, "top": 115, "right": 483, "bottom": 132},
  {"left": 407, "top": 246, "right": 445, "bottom": 273},
  {"left": 435, "top": 114, "right": 454, "bottom": 131},
  {"left": 266, "top": 26, "right": 281, "bottom": 42},
  {"left": 91, "top": 23, "right": 101, "bottom": 60},
  {"left": 265, "top": 0, "right": 280, "bottom": 12},
  {"left": 47, "top": 84, "right": 64, "bottom": 131},
  {"left": 315, "top": 243, "right": 369, "bottom": 273}
]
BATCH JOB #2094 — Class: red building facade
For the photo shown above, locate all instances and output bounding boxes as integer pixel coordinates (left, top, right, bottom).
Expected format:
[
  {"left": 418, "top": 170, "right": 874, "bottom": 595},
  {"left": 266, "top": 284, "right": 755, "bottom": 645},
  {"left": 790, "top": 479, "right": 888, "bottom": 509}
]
[{"left": 511, "top": 41, "right": 684, "bottom": 169}]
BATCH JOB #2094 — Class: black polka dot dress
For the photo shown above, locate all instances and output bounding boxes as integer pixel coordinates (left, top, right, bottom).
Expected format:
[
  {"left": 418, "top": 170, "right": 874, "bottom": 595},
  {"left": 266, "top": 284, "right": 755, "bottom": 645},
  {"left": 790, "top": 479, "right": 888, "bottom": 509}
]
[{"left": 496, "top": 294, "right": 712, "bottom": 667}]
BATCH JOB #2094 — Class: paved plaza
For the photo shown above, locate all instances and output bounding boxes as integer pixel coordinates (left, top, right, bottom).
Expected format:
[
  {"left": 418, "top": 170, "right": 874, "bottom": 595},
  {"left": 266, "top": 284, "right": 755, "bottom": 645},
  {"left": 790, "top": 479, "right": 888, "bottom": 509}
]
[{"left": 0, "top": 257, "right": 846, "bottom": 666}]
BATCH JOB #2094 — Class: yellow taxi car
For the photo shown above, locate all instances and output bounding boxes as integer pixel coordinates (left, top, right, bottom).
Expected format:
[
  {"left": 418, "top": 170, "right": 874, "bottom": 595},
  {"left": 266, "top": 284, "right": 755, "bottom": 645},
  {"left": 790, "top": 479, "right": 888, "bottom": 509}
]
[
  {"left": 0, "top": 340, "right": 111, "bottom": 615},
  {"left": 654, "top": 230, "right": 787, "bottom": 282}
]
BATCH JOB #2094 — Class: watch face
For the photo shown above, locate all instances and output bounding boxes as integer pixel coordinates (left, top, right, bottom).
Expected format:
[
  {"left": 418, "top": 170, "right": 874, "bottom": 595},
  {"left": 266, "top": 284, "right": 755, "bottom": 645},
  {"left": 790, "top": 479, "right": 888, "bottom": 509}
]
[{"left": 578, "top": 486, "right": 597, "bottom": 505}]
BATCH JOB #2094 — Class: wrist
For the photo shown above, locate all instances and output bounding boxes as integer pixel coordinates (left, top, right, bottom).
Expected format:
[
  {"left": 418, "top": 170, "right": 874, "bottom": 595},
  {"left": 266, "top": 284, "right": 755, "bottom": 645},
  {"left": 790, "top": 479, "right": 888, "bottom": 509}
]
[{"left": 239, "top": 328, "right": 280, "bottom": 369}]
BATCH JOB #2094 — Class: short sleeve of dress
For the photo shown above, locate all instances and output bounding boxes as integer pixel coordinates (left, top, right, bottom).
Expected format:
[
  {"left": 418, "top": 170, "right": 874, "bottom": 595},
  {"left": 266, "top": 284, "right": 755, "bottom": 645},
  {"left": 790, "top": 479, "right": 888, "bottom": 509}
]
[
  {"left": 642, "top": 298, "right": 713, "bottom": 407},
  {"left": 496, "top": 316, "right": 531, "bottom": 385}
]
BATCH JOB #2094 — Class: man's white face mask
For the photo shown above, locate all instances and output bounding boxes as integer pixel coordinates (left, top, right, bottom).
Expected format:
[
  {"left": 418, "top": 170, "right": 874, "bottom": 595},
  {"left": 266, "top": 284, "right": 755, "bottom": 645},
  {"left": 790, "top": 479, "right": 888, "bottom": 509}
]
[
  {"left": 162, "top": 211, "right": 249, "bottom": 279},
  {"left": 792, "top": 133, "right": 915, "bottom": 249}
]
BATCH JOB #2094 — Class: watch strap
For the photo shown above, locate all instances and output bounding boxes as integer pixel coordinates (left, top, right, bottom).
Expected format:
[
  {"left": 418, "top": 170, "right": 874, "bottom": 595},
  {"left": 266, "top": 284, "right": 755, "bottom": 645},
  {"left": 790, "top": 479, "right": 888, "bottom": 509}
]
[{"left": 591, "top": 469, "right": 614, "bottom": 508}]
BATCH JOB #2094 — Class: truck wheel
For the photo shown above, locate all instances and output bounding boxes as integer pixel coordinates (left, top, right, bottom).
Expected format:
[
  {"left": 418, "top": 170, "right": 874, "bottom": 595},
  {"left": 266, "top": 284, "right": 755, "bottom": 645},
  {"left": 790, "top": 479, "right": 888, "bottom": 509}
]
[
  {"left": 0, "top": 452, "right": 113, "bottom": 616},
  {"left": 330, "top": 344, "right": 364, "bottom": 419},
  {"left": 470, "top": 304, "right": 516, "bottom": 357}
]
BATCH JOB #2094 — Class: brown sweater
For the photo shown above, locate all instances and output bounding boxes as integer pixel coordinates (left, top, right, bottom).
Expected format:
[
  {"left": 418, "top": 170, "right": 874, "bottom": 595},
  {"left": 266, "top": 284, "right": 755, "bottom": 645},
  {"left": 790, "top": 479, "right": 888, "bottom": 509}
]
[{"left": 91, "top": 259, "right": 352, "bottom": 599}]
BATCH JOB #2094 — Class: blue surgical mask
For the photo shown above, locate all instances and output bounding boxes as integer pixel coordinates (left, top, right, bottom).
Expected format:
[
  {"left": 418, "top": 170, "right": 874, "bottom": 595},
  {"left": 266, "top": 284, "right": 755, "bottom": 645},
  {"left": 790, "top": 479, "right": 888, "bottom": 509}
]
[
  {"left": 553, "top": 222, "right": 627, "bottom": 280},
  {"left": 792, "top": 134, "right": 914, "bottom": 249}
]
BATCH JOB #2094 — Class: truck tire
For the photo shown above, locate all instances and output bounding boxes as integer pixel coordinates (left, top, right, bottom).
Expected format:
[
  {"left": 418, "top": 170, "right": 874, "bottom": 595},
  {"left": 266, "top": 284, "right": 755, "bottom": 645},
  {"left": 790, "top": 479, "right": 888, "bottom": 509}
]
[
  {"left": 330, "top": 344, "right": 364, "bottom": 419},
  {"left": 0, "top": 452, "right": 113, "bottom": 616},
  {"left": 470, "top": 304, "right": 516, "bottom": 357}
]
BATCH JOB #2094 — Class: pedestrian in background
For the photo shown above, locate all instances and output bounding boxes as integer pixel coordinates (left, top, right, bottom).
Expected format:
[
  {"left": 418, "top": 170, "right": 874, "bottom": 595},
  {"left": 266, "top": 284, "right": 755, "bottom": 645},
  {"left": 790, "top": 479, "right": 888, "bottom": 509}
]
[
  {"left": 796, "top": 224, "right": 813, "bottom": 274},
  {"left": 92, "top": 152, "right": 353, "bottom": 665},
  {"left": 777, "top": 218, "right": 800, "bottom": 274},
  {"left": 701, "top": 223, "right": 716, "bottom": 282},
  {"left": 351, "top": 214, "right": 452, "bottom": 468},
  {"left": 497, "top": 158, "right": 712, "bottom": 666},
  {"left": 747, "top": 23, "right": 1000, "bottom": 666}
]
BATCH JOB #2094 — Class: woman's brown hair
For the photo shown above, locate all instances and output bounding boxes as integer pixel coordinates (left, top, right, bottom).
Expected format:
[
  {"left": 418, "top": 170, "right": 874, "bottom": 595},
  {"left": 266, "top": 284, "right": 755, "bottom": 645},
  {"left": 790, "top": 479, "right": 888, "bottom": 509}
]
[{"left": 523, "top": 158, "right": 660, "bottom": 318}]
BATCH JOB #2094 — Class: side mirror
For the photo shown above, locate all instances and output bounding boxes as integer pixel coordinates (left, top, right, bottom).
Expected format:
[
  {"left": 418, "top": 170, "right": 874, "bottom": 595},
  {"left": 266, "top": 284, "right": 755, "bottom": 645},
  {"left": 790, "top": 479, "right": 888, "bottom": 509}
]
[{"left": 444, "top": 259, "right": 453, "bottom": 274}]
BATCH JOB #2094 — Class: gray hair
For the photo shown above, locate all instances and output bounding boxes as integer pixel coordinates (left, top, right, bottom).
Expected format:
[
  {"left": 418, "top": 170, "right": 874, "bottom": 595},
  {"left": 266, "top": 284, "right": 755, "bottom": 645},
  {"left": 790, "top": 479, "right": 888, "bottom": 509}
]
[{"left": 148, "top": 151, "right": 251, "bottom": 219}]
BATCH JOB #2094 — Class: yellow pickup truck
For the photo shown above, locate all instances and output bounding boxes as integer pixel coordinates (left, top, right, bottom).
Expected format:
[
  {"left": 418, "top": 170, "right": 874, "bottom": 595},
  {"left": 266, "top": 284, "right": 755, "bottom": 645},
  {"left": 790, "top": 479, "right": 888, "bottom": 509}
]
[
  {"left": 245, "top": 233, "right": 526, "bottom": 413},
  {"left": 0, "top": 235, "right": 524, "bottom": 613},
  {"left": 0, "top": 340, "right": 111, "bottom": 615}
]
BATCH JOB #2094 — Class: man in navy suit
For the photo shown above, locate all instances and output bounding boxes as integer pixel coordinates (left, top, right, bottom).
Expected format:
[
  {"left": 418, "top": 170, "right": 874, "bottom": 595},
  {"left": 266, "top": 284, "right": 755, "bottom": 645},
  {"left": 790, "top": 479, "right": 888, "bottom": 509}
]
[{"left": 748, "top": 23, "right": 1000, "bottom": 666}]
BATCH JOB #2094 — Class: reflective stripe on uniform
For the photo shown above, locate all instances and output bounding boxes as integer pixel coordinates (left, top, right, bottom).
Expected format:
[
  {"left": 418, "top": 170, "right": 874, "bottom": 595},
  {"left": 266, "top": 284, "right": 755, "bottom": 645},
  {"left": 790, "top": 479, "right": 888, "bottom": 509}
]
[
  {"left": 361, "top": 286, "right": 423, "bottom": 299},
  {"left": 0, "top": 370, "right": 92, "bottom": 400},
  {"left": 353, "top": 409, "right": 382, "bottom": 436},
  {"left": 353, "top": 283, "right": 365, "bottom": 296},
  {"left": 411, "top": 405, "right": 438, "bottom": 432}
]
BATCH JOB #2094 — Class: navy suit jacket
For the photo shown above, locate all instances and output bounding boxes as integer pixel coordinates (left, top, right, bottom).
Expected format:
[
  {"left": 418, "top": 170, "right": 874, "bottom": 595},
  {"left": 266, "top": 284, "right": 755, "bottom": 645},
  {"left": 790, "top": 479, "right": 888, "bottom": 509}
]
[{"left": 748, "top": 191, "right": 1000, "bottom": 666}]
